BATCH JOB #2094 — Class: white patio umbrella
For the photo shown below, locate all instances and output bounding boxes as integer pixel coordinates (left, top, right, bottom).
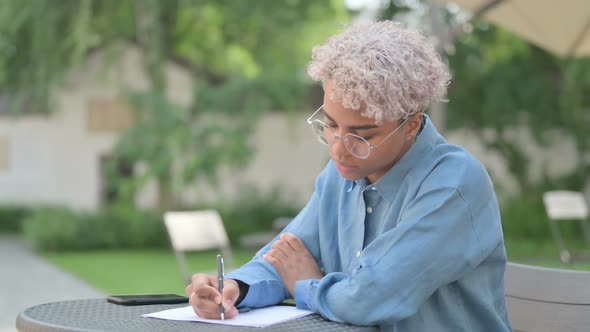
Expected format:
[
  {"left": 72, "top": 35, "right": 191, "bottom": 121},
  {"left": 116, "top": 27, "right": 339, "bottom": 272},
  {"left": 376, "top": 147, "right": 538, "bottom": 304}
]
[{"left": 442, "top": 0, "right": 590, "bottom": 58}]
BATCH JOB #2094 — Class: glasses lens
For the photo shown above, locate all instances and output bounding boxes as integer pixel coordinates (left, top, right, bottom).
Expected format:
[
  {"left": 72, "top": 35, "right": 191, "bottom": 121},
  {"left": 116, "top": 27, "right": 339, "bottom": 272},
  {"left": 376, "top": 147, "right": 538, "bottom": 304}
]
[
  {"left": 311, "top": 121, "right": 329, "bottom": 145},
  {"left": 343, "top": 135, "right": 370, "bottom": 159}
]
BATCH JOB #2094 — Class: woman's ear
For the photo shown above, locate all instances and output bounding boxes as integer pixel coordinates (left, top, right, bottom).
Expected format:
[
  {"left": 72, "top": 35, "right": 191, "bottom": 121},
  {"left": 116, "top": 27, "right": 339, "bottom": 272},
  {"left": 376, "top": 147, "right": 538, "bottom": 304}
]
[{"left": 405, "top": 113, "right": 423, "bottom": 138}]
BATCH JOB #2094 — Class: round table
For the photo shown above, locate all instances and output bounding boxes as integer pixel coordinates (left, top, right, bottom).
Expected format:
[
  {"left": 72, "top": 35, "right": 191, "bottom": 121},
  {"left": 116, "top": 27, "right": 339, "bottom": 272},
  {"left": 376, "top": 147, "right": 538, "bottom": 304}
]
[{"left": 16, "top": 299, "right": 378, "bottom": 331}]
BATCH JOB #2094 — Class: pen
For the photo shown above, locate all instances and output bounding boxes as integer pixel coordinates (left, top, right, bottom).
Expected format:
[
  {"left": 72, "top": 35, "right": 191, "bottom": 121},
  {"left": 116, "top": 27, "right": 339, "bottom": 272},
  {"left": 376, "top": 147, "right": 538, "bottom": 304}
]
[{"left": 217, "top": 254, "right": 225, "bottom": 320}]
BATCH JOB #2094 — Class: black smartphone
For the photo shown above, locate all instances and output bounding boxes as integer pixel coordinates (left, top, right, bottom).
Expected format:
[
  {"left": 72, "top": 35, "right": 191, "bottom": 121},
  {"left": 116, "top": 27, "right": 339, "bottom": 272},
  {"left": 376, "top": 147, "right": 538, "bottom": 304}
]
[{"left": 106, "top": 294, "right": 189, "bottom": 305}]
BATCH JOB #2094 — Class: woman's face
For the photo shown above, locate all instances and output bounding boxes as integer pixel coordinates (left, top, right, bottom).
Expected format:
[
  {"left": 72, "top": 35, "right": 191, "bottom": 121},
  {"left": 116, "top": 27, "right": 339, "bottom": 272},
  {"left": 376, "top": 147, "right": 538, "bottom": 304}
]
[{"left": 322, "top": 84, "right": 423, "bottom": 184}]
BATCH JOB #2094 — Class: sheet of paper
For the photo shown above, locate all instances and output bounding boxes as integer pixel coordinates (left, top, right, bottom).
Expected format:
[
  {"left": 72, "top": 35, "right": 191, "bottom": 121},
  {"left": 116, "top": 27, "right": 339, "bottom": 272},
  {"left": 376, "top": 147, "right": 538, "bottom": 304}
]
[{"left": 143, "top": 305, "right": 314, "bottom": 328}]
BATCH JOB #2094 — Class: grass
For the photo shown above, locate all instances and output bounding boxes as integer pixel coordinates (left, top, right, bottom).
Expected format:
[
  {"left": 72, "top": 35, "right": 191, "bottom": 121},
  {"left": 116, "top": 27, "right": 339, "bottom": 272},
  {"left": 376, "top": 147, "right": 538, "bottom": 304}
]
[
  {"left": 505, "top": 236, "right": 590, "bottom": 270},
  {"left": 43, "top": 248, "right": 258, "bottom": 295},
  {"left": 43, "top": 237, "right": 590, "bottom": 296}
]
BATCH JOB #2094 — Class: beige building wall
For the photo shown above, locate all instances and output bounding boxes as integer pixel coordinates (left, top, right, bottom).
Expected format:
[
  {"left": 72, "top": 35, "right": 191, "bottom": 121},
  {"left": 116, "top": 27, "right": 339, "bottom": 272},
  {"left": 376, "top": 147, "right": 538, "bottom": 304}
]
[
  {"left": 0, "top": 45, "right": 193, "bottom": 210},
  {"left": 0, "top": 102, "right": 582, "bottom": 211},
  {"left": 178, "top": 113, "right": 329, "bottom": 208}
]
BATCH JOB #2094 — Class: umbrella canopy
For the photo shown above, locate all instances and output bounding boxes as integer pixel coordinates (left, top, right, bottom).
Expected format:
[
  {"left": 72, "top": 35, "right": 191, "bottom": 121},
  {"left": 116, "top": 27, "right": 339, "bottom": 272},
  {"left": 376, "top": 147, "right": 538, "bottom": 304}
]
[{"left": 443, "top": 0, "right": 590, "bottom": 58}]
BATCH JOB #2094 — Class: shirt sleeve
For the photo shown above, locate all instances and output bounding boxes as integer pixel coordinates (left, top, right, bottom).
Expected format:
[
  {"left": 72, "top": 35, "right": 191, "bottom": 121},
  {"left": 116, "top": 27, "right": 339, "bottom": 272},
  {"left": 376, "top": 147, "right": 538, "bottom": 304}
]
[
  {"left": 225, "top": 168, "right": 325, "bottom": 308},
  {"left": 293, "top": 186, "right": 503, "bottom": 326}
]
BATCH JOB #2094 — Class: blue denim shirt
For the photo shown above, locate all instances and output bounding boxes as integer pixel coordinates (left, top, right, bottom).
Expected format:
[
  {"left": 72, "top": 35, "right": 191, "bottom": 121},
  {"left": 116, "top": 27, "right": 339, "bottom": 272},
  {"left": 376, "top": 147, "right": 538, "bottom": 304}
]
[{"left": 227, "top": 116, "right": 513, "bottom": 331}]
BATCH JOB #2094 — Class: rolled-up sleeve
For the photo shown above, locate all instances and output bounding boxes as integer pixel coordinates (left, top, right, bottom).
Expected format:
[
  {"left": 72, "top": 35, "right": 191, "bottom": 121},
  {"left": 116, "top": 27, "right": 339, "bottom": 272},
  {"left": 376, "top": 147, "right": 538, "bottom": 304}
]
[{"left": 293, "top": 186, "right": 502, "bottom": 326}]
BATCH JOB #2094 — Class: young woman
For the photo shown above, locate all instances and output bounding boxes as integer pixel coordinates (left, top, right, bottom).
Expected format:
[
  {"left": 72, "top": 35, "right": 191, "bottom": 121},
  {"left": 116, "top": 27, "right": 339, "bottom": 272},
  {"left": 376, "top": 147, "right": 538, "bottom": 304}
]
[{"left": 187, "top": 21, "right": 512, "bottom": 331}]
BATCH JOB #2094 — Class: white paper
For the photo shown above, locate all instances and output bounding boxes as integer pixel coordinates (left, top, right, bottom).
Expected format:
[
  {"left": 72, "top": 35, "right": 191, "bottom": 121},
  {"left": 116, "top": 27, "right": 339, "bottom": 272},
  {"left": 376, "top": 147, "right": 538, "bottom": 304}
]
[{"left": 142, "top": 305, "right": 314, "bottom": 328}]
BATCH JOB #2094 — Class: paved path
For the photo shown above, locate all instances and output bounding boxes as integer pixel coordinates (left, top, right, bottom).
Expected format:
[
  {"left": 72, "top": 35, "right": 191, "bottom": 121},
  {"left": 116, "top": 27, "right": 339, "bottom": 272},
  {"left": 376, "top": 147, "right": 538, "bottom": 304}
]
[{"left": 0, "top": 236, "right": 104, "bottom": 332}]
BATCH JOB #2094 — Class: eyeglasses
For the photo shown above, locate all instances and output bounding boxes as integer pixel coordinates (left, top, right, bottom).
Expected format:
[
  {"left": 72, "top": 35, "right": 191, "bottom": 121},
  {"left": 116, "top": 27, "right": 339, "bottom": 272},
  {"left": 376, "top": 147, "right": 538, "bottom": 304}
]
[{"left": 306, "top": 104, "right": 410, "bottom": 159}]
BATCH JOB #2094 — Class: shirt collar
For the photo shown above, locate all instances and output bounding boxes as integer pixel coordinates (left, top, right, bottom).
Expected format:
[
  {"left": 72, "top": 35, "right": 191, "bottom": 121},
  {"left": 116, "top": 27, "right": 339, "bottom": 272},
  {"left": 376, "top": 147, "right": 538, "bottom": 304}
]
[{"left": 346, "top": 115, "right": 439, "bottom": 199}]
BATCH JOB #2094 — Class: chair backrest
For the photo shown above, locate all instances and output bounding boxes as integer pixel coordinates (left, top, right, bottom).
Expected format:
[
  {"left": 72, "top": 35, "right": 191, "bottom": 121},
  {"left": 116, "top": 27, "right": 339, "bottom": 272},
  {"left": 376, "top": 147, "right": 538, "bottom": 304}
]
[
  {"left": 542, "top": 190, "right": 589, "bottom": 220},
  {"left": 164, "top": 210, "right": 230, "bottom": 252},
  {"left": 505, "top": 262, "right": 590, "bottom": 331},
  {"left": 164, "top": 210, "right": 234, "bottom": 284}
]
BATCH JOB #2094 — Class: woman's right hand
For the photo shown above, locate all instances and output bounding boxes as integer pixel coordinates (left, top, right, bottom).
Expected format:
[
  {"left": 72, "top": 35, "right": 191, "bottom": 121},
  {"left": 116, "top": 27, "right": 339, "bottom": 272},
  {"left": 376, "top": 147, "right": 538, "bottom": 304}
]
[{"left": 185, "top": 273, "right": 241, "bottom": 319}]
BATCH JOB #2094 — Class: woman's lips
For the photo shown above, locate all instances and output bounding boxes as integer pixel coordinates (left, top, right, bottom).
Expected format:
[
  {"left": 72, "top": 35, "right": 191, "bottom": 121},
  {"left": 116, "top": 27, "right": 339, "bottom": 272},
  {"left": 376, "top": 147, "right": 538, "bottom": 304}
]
[{"left": 335, "top": 162, "right": 357, "bottom": 174}]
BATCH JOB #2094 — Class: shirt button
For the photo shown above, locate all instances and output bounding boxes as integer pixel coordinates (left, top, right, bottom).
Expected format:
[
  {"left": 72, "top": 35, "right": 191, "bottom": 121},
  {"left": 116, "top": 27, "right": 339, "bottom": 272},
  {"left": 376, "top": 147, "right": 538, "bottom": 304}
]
[
  {"left": 371, "top": 187, "right": 377, "bottom": 191},
  {"left": 367, "top": 207, "right": 373, "bottom": 214},
  {"left": 356, "top": 251, "right": 361, "bottom": 257}
]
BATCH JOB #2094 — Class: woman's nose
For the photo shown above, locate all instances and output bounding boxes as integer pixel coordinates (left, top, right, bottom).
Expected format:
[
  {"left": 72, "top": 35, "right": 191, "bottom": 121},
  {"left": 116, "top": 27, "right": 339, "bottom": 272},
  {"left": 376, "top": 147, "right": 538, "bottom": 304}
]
[{"left": 330, "top": 134, "right": 350, "bottom": 157}]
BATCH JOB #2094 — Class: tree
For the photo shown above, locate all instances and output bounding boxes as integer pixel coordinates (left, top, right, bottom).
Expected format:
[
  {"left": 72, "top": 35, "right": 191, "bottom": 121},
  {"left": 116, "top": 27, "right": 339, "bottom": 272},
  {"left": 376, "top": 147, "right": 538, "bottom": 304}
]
[
  {"left": 0, "top": 0, "right": 349, "bottom": 208},
  {"left": 446, "top": 23, "right": 590, "bottom": 192}
]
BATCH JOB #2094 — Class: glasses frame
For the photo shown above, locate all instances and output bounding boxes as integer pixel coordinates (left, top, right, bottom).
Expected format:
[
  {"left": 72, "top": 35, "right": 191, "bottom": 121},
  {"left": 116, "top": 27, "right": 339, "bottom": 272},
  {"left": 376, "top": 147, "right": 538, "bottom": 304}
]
[{"left": 306, "top": 104, "right": 410, "bottom": 159}]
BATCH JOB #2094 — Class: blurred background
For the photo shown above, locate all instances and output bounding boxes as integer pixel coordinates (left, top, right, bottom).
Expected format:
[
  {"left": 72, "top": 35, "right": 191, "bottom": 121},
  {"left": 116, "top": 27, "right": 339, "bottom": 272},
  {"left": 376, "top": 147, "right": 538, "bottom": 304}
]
[{"left": 1, "top": 0, "right": 589, "bottom": 330}]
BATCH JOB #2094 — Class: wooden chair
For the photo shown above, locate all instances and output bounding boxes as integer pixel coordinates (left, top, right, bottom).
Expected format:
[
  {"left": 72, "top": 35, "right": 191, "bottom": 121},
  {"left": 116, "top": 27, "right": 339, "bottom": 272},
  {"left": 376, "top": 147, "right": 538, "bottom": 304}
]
[
  {"left": 505, "top": 262, "right": 590, "bottom": 331},
  {"left": 164, "top": 210, "right": 235, "bottom": 285},
  {"left": 542, "top": 191, "right": 590, "bottom": 263}
]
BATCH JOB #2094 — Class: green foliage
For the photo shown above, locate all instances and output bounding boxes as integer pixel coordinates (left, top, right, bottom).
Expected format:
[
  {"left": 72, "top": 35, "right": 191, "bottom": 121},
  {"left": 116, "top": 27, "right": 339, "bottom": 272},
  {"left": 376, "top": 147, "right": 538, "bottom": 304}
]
[
  {"left": 172, "top": 0, "right": 348, "bottom": 80},
  {"left": 0, "top": 0, "right": 348, "bottom": 113},
  {"left": 559, "top": 58, "right": 590, "bottom": 174},
  {"left": 107, "top": 81, "right": 259, "bottom": 209},
  {"left": 0, "top": 0, "right": 77, "bottom": 112},
  {"left": 448, "top": 25, "right": 562, "bottom": 134},
  {"left": 501, "top": 192, "right": 553, "bottom": 240},
  {"left": 0, "top": 206, "right": 31, "bottom": 233},
  {"left": 446, "top": 22, "right": 590, "bottom": 191},
  {"left": 195, "top": 75, "right": 311, "bottom": 113},
  {"left": 215, "top": 186, "right": 301, "bottom": 244},
  {"left": 21, "top": 188, "right": 300, "bottom": 251},
  {"left": 2, "top": 0, "right": 349, "bottom": 210},
  {"left": 500, "top": 176, "right": 588, "bottom": 240},
  {"left": 22, "top": 206, "right": 167, "bottom": 251},
  {"left": 0, "top": 0, "right": 136, "bottom": 112},
  {"left": 23, "top": 207, "right": 85, "bottom": 251},
  {"left": 487, "top": 138, "right": 531, "bottom": 191},
  {"left": 367, "top": 1, "right": 590, "bottom": 192},
  {"left": 107, "top": 73, "right": 317, "bottom": 209}
]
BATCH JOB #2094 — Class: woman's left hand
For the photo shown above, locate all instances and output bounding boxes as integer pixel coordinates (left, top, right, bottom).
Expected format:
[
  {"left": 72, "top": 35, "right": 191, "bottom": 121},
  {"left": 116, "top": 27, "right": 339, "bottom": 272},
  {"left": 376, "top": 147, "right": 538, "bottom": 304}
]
[{"left": 263, "top": 233, "right": 324, "bottom": 297}]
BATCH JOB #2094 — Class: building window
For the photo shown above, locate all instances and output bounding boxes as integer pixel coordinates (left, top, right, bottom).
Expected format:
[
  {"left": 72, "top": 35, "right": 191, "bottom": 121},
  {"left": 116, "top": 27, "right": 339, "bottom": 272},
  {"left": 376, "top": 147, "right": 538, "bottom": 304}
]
[
  {"left": 87, "top": 99, "right": 134, "bottom": 133},
  {"left": 99, "top": 155, "right": 134, "bottom": 205}
]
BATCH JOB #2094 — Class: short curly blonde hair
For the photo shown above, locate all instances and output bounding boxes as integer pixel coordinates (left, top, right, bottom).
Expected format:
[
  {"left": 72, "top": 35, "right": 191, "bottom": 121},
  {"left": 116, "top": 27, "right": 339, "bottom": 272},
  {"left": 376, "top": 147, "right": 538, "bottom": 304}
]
[{"left": 308, "top": 21, "right": 451, "bottom": 123}]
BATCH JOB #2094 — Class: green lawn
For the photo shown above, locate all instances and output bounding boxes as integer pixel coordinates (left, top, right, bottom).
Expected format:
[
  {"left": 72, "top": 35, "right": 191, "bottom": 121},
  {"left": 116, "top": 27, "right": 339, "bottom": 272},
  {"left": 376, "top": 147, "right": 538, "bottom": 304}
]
[
  {"left": 43, "top": 248, "right": 258, "bottom": 295},
  {"left": 43, "top": 237, "right": 590, "bottom": 296},
  {"left": 505, "top": 236, "right": 590, "bottom": 270}
]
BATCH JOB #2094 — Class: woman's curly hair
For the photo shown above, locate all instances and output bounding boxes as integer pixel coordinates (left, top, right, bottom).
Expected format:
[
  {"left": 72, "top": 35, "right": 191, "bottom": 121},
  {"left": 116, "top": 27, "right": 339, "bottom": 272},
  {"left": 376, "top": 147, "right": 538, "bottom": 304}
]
[{"left": 308, "top": 21, "right": 451, "bottom": 123}]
